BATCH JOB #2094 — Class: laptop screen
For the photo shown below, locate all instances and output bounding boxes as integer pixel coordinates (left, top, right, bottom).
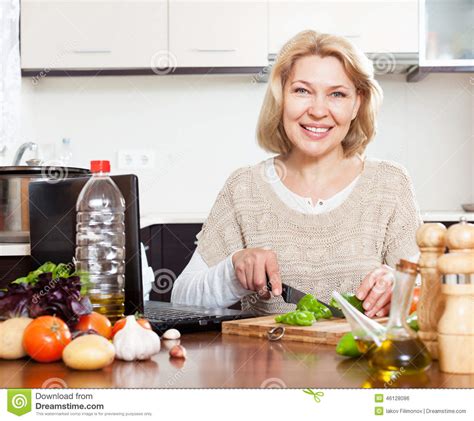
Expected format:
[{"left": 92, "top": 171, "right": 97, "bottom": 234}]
[{"left": 28, "top": 174, "right": 144, "bottom": 315}]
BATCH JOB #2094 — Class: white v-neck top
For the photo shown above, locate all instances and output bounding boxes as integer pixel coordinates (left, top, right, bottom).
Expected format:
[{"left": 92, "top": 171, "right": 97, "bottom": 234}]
[{"left": 264, "top": 157, "right": 360, "bottom": 214}]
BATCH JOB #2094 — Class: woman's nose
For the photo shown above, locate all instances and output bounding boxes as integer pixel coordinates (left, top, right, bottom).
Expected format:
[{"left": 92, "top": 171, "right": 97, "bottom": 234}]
[{"left": 307, "top": 95, "right": 329, "bottom": 118}]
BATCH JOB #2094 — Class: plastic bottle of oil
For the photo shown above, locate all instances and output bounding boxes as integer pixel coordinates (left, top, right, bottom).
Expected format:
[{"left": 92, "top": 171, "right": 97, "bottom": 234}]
[
  {"left": 75, "top": 160, "right": 125, "bottom": 322},
  {"left": 369, "top": 260, "right": 432, "bottom": 373}
]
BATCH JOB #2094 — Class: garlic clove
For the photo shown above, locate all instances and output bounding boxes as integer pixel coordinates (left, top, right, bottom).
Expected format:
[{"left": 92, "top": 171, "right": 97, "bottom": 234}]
[
  {"left": 169, "top": 344, "right": 187, "bottom": 359},
  {"left": 162, "top": 339, "right": 180, "bottom": 351},
  {"left": 162, "top": 328, "right": 181, "bottom": 340},
  {"left": 169, "top": 357, "right": 185, "bottom": 370}
]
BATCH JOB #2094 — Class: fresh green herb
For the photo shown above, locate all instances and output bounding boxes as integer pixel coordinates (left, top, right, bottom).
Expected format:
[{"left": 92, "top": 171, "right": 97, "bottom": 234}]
[
  {"left": 0, "top": 272, "right": 92, "bottom": 327},
  {"left": 11, "top": 261, "right": 90, "bottom": 296},
  {"left": 12, "top": 261, "right": 85, "bottom": 285}
]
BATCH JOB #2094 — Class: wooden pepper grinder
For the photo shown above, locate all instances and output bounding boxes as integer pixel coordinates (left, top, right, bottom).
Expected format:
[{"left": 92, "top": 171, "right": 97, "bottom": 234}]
[
  {"left": 436, "top": 218, "right": 474, "bottom": 374},
  {"left": 416, "top": 223, "right": 447, "bottom": 359}
]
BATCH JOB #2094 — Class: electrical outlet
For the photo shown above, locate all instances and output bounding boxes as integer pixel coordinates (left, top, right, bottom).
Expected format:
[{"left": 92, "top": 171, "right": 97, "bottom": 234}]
[{"left": 117, "top": 149, "right": 156, "bottom": 170}]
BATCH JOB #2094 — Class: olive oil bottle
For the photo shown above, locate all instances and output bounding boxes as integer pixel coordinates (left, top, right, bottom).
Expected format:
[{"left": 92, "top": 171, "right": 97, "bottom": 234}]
[
  {"left": 369, "top": 260, "right": 432, "bottom": 373},
  {"left": 355, "top": 338, "right": 377, "bottom": 356},
  {"left": 90, "top": 294, "right": 125, "bottom": 324}
]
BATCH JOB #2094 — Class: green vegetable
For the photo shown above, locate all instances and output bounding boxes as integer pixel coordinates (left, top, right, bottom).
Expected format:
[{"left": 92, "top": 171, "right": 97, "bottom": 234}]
[
  {"left": 12, "top": 261, "right": 80, "bottom": 284},
  {"left": 275, "top": 310, "right": 316, "bottom": 326},
  {"left": 336, "top": 332, "right": 362, "bottom": 358},
  {"left": 10, "top": 261, "right": 90, "bottom": 295},
  {"left": 407, "top": 312, "right": 419, "bottom": 332},
  {"left": 329, "top": 293, "right": 364, "bottom": 313},
  {"left": 296, "top": 294, "right": 332, "bottom": 320}
]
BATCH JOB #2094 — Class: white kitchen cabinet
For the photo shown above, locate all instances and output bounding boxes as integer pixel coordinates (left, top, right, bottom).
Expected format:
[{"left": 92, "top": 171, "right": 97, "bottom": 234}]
[
  {"left": 169, "top": 0, "right": 268, "bottom": 67},
  {"left": 21, "top": 0, "right": 168, "bottom": 70},
  {"left": 269, "top": 0, "right": 418, "bottom": 55}
]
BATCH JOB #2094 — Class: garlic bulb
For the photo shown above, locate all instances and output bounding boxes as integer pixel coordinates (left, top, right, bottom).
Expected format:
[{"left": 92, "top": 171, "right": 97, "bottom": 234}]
[{"left": 113, "top": 315, "right": 160, "bottom": 361}]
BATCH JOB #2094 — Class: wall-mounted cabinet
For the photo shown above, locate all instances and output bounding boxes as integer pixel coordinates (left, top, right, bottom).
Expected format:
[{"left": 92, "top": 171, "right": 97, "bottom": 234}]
[
  {"left": 20, "top": 0, "right": 422, "bottom": 75},
  {"left": 419, "top": 0, "right": 474, "bottom": 66},
  {"left": 169, "top": 0, "right": 268, "bottom": 67},
  {"left": 269, "top": 0, "right": 418, "bottom": 55},
  {"left": 21, "top": 0, "right": 168, "bottom": 70}
]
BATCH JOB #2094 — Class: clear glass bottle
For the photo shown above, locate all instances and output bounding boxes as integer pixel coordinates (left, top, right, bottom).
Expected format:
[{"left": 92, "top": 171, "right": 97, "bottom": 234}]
[
  {"left": 369, "top": 260, "right": 432, "bottom": 373},
  {"left": 75, "top": 160, "right": 125, "bottom": 322}
]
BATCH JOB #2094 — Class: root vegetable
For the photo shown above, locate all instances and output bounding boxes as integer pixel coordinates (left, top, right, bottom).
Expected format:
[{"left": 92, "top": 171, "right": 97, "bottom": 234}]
[
  {"left": 0, "top": 318, "right": 32, "bottom": 360},
  {"left": 62, "top": 334, "right": 115, "bottom": 370}
]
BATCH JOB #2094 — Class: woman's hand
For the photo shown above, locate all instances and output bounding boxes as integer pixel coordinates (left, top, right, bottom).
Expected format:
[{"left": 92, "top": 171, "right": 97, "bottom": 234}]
[
  {"left": 355, "top": 265, "right": 394, "bottom": 317},
  {"left": 232, "top": 248, "right": 282, "bottom": 299}
]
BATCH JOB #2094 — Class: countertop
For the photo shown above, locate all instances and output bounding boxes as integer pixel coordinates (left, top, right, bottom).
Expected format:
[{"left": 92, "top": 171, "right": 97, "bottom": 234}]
[
  {"left": 0, "top": 243, "right": 30, "bottom": 256},
  {"left": 0, "top": 331, "right": 472, "bottom": 388}
]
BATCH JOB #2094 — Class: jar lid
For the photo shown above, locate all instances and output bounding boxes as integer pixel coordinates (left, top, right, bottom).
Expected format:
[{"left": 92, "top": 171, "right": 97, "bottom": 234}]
[{"left": 90, "top": 160, "right": 110, "bottom": 173}]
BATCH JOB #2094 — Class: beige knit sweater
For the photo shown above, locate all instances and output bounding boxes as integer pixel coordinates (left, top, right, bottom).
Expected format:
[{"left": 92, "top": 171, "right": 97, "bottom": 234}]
[{"left": 196, "top": 158, "right": 422, "bottom": 315}]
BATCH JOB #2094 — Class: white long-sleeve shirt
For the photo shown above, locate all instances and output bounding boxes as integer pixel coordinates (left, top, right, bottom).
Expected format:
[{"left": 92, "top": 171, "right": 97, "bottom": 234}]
[{"left": 170, "top": 157, "right": 367, "bottom": 308}]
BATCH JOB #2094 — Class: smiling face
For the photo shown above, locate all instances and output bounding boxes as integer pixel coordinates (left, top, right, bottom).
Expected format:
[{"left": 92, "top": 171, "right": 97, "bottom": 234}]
[{"left": 282, "top": 55, "right": 361, "bottom": 159}]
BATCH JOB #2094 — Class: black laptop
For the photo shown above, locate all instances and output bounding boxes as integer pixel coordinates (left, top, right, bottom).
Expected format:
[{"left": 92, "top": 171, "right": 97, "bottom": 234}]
[{"left": 28, "top": 174, "right": 255, "bottom": 333}]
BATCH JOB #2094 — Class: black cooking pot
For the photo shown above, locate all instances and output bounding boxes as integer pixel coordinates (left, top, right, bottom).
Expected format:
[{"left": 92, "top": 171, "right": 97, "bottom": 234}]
[{"left": 0, "top": 166, "right": 90, "bottom": 243}]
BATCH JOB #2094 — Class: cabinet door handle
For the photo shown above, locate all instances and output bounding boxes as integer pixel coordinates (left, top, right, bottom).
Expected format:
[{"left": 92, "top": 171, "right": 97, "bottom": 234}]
[
  {"left": 72, "top": 49, "right": 112, "bottom": 54},
  {"left": 194, "top": 48, "right": 237, "bottom": 53},
  {"left": 144, "top": 245, "right": 150, "bottom": 251}
]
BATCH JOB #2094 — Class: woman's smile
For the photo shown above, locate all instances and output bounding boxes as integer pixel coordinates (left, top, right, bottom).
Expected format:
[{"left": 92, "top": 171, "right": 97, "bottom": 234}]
[{"left": 299, "top": 123, "right": 334, "bottom": 141}]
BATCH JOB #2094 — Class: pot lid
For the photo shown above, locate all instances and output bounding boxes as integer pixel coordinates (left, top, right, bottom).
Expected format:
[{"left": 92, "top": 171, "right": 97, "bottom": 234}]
[{"left": 0, "top": 166, "right": 90, "bottom": 176}]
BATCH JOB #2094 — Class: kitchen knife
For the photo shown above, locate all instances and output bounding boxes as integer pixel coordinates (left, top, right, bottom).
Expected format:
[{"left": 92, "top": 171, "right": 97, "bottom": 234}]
[{"left": 266, "top": 276, "right": 344, "bottom": 318}]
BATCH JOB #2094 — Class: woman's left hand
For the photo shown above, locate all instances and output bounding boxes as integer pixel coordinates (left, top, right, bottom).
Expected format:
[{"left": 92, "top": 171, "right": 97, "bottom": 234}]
[{"left": 355, "top": 265, "right": 394, "bottom": 317}]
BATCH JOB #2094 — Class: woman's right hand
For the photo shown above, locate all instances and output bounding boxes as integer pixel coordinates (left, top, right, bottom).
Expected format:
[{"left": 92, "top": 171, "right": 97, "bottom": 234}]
[{"left": 231, "top": 248, "right": 282, "bottom": 299}]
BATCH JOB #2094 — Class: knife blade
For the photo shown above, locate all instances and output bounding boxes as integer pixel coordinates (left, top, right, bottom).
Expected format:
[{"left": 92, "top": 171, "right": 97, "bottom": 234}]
[{"left": 266, "top": 276, "right": 344, "bottom": 318}]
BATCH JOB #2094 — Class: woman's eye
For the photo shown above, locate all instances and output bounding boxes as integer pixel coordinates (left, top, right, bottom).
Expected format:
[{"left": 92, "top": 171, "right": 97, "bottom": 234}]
[
  {"left": 331, "top": 91, "right": 346, "bottom": 98},
  {"left": 294, "top": 87, "right": 309, "bottom": 94}
]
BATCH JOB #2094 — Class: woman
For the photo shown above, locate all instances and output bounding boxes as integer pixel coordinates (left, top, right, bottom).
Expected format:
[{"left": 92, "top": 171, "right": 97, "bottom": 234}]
[{"left": 171, "top": 30, "right": 422, "bottom": 318}]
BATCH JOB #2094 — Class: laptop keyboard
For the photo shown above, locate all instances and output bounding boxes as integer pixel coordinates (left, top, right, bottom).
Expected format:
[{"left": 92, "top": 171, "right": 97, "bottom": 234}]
[{"left": 144, "top": 308, "right": 217, "bottom": 323}]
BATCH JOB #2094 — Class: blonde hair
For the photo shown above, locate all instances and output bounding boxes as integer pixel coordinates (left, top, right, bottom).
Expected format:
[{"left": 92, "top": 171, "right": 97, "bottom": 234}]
[{"left": 256, "top": 30, "right": 383, "bottom": 158}]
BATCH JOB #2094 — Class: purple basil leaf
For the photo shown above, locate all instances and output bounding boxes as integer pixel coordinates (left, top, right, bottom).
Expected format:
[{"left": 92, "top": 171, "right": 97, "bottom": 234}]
[{"left": 0, "top": 270, "right": 91, "bottom": 328}]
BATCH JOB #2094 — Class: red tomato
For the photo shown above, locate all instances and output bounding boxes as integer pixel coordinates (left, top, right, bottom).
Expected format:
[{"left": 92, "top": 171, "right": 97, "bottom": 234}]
[
  {"left": 23, "top": 316, "right": 72, "bottom": 363},
  {"left": 112, "top": 317, "right": 152, "bottom": 338},
  {"left": 75, "top": 312, "right": 112, "bottom": 339},
  {"left": 410, "top": 286, "right": 421, "bottom": 314}
]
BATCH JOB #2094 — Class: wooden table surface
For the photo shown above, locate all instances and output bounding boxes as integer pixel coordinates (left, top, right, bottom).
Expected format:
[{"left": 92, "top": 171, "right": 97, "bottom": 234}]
[{"left": 1, "top": 331, "right": 473, "bottom": 389}]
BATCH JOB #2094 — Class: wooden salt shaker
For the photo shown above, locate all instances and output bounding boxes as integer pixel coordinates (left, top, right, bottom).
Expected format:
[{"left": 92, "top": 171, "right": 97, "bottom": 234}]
[
  {"left": 416, "top": 223, "right": 447, "bottom": 359},
  {"left": 436, "top": 218, "right": 474, "bottom": 374}
]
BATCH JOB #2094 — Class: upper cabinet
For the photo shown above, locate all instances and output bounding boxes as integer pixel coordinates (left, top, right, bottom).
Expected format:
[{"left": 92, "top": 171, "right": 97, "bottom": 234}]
[
  {"left": 20, "top": 0, "right": 421, "bottom": 73},
  {"left": 268, "top": 0, "right": 418, "bottom": 55},
  {"left": 168, "top": 0, "right": 268, "bottom": 67},
  {"left": 419, "top": 0, "right": 474, "bottom": 66},
  {"left": 21, "top": 0, "right": 168, "bottom": 70}
]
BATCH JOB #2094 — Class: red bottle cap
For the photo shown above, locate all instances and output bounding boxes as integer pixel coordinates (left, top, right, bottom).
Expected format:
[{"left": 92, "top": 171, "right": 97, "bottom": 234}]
[{"left": 90, "top": 160, "right": 111, "bottom": 173}]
